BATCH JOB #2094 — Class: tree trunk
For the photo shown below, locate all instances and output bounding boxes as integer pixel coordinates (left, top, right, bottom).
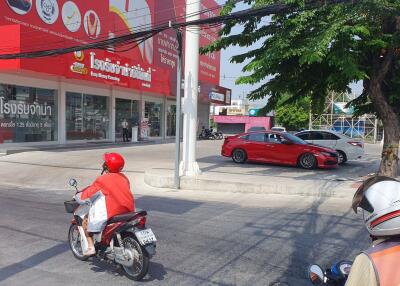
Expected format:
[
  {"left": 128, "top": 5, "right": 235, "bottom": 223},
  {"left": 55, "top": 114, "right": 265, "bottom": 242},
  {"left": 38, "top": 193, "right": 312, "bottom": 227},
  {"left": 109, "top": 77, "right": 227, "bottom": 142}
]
[
  {"left": 379, "top": 118, "right": 400, "bottom": 177},
  {"left": 368, "top": 65, "right": 400, "bottom": 178},
  {"left": 366, "top": 46, "right": 400, "bottom": 178}
]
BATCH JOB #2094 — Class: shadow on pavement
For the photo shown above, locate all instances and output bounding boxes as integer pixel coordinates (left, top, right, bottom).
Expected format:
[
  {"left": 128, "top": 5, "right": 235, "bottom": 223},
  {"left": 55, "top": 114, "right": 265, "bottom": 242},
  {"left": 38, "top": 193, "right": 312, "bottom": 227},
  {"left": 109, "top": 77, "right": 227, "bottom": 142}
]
[
  {"left": 88, "top": 259, "right": 167, "bottom": 282},
  {"left": 265, "top": 198, "right": 369, "bottom": 286},
  {"left": 0, "top": 243, "right": 69, "bottom": 283},
  {"left": 197, "top": 154, "right": 379, "bottom": 182},
  {"left": 136, "top": 196, "right": 203, "bottom": 215}
]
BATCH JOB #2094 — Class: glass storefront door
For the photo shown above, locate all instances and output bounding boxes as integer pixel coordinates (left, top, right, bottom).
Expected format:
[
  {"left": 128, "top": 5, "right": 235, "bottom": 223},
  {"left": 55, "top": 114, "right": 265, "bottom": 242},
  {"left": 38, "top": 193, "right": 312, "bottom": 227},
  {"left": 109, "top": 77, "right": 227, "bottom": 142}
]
[
  {"left": 144, "top": 101, "right": 163, "bottom": 137},
  {"left": 66, "top": 92, "right": 109, "bottom": 140},
  {"left": 115, "top": 98, "right": 139, "bottom": 141},
  {"left": 166, "top": 104, "right": 176, "bottom": 136},
  {"left": 0, "top": 84, "right": 58, "bottom": 143}
]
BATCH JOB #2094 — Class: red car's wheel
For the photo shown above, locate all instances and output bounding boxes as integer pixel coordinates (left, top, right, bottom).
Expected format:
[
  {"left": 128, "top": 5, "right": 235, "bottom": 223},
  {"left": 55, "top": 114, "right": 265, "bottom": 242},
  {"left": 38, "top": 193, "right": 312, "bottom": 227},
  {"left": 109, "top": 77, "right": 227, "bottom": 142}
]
[
  {"left": 298, "top": 153, "right": 317, "bottom": 169},
  {"left": 232, "top": 149, "right": 247, "bottom": 163}
]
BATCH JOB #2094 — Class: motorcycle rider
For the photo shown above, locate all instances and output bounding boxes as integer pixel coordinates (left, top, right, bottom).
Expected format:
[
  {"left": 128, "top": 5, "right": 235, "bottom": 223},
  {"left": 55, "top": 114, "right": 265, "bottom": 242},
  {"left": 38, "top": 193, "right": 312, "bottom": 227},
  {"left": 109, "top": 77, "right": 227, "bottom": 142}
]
[
  {"left": 345, "top": 175, "right": 400, "bottom": 286},
  {"left": 74, "top": 152, "right": 135, "bottom": 256}
]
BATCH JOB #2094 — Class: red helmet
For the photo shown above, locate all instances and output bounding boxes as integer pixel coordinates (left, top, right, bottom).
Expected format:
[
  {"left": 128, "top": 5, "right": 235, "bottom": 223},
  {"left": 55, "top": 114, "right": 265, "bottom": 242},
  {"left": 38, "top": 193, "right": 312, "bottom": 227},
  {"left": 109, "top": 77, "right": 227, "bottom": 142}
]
[{"left": 103, "top": 153, "right": 125, "bottom": 173}]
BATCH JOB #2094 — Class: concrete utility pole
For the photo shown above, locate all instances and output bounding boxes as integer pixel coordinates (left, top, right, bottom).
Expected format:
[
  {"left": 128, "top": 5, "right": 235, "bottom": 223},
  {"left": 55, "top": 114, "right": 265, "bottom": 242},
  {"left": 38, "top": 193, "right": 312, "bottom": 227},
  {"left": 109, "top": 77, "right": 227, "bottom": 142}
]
[
  {"left": 180, "top": 0, "right": 201, "bottom": 176},
  {"left": 174, "top": 29, "right": 183, "bottom": 189}
]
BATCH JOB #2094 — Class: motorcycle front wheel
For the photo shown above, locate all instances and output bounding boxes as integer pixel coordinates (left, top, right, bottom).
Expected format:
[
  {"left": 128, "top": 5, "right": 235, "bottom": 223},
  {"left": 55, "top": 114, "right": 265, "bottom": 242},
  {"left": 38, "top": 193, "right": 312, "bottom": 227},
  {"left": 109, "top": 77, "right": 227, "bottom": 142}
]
[
  {"left": 68, "top": 224, "right": 89, "bottom": 261},
  {"left": 122, "top": 234, "right": 149, "bottom": 281}
]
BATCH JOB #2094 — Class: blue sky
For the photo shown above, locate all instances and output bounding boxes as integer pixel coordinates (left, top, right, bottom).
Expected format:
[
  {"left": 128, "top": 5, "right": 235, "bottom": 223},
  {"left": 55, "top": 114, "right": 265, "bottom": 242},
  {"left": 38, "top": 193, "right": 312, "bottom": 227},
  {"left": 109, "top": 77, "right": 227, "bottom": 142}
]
[{"left": 214, "top": 0, "right": 363, "bottom": 103}]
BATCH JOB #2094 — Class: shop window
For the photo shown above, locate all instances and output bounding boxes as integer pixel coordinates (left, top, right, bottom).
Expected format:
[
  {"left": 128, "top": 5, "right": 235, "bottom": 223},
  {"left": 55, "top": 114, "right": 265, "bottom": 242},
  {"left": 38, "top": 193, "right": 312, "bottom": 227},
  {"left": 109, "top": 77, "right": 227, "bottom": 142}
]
[
  {"left": 0, "top": 84, "right": 58, "bottom": 143},
  {"left": 66, "top": 92, "right": 109, "bottom": 140}
]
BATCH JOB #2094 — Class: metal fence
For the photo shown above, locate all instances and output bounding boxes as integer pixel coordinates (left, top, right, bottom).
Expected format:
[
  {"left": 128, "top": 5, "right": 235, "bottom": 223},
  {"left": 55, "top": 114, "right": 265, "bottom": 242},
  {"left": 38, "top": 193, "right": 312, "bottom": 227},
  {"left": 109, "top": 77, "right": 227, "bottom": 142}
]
[{"left": 310, "top": 114, "right": 382, "bottom": 143}]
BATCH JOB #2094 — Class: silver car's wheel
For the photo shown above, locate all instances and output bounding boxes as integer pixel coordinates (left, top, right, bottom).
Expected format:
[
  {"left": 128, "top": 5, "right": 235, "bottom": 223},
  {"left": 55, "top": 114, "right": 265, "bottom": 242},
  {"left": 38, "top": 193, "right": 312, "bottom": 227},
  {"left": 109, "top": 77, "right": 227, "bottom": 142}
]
[
  {"left": 299, "top": 153, "right": 317, "bottom": 169},
  {"left": 337, "top": 150, "right": 347, "bottom": 165}
]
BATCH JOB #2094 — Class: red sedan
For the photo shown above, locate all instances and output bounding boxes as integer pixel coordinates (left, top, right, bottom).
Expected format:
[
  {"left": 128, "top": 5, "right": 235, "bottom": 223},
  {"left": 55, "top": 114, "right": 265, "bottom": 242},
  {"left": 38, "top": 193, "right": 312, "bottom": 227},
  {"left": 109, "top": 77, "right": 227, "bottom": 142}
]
[{"left": 221, "top": 131, "right": 339, "bottom": 169}]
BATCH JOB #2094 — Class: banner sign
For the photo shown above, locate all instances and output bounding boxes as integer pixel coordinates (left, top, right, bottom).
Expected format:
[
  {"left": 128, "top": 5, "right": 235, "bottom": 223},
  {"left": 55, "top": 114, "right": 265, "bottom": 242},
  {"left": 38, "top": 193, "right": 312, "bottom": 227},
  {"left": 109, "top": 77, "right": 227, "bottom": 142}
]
[
  {"left": 205, "top": 84, "right": 232, "bottom": 105},
  {"left": 0, "top": 0, "right": 222, "bottom": 97}
]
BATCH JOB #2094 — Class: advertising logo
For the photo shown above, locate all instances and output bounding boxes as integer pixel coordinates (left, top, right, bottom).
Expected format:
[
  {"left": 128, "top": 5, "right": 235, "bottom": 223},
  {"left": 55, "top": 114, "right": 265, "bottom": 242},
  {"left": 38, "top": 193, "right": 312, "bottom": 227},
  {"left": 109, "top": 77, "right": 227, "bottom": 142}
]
[
  {"left": 209, "top": 92, "right": 225, "bottom": 103},
  {"left": 71, "top": 51, "right": 88, "bottom": 75},
  {"left": 62, "top": 1, "right": 81, "bottom": 32},
  {"left": 249, "top": 109, "right": 259, "bottom": 117},
  {"left": 6, "top": 0, "right": 32, "bottom": 15},
  {"left": 83, "top": 10, "right": 101, "bottom": 39},
  {"left": 110, "top": 0, "right": 153, "bottom": 64},
  {"left": 36, "top": 0, "right": 59, "bottom": 24},
  {"left": 74, "top": 51, "right": 84, "bottom": 62}
]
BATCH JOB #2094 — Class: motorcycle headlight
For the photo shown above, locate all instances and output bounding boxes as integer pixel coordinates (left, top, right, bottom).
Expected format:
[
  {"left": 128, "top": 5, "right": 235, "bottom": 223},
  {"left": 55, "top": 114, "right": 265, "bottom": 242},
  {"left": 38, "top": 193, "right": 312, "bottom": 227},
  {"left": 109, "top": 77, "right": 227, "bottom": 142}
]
[{"left": 338, "top": 261, "right": 352, "bottom": 276}]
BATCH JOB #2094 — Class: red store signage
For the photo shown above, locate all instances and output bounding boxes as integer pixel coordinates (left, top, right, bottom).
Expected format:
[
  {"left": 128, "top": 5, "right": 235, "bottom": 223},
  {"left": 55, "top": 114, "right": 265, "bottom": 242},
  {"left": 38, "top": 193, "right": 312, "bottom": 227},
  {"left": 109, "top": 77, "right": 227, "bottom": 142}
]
[{"left": 0, "top": 0, "right": 221, "bottom": 96}]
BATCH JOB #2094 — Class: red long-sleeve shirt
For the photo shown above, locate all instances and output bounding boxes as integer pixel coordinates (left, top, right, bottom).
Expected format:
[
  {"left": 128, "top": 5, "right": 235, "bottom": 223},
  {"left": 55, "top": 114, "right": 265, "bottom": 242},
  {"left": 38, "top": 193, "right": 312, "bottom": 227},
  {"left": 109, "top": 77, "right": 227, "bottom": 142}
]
[{"left": 80, "top": 173, "right": 135, "bottom": 220}]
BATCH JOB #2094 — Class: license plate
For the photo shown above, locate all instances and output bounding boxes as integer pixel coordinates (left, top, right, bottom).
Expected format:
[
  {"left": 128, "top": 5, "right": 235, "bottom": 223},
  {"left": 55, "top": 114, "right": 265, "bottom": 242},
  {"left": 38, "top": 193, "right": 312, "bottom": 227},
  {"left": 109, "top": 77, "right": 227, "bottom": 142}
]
[{"left": 135, "top": 229, "right": 157, "bottom": 245}]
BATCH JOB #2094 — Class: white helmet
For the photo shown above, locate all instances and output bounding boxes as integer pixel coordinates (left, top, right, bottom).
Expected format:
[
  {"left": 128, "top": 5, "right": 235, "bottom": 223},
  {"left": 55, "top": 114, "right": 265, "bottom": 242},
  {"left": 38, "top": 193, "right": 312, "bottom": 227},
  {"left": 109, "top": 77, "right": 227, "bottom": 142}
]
[{"left": 352, "top": 176, "right": 400, "bottom": 237}]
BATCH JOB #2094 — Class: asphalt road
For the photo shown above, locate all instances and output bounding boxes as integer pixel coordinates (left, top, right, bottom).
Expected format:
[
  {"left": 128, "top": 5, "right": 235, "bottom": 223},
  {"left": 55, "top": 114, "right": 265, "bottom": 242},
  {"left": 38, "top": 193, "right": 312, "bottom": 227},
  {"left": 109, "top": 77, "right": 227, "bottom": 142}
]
[{"left": 0, "top": 186, "right": 370, "bottom": 286}]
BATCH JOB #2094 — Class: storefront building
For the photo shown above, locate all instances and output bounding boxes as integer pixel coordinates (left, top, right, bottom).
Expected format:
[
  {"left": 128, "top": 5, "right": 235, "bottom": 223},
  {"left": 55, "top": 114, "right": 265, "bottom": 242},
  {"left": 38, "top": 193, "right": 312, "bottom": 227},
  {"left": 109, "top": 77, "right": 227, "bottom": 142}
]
[{"left": 0, "top": 0, "right": 231, "bottom": 146}]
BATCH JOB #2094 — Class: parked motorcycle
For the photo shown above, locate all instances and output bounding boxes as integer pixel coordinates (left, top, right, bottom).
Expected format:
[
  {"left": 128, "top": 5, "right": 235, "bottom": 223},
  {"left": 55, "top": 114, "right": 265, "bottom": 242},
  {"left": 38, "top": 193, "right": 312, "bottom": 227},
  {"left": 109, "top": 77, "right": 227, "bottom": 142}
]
[
  {"left": 214, "top": 131, "right": 224, "bottom": 140},
  {"left": 307, "top": 261, "right": 352, "bottom": 286},
  {"left": 198, "top": 128, "right": 216, "bottom": 140},
  {"left": 64, "top": 178, "right": 156, "bottom": 281},
  {"left": 198, "top": 128, "right": 224, "bottom": 140}
]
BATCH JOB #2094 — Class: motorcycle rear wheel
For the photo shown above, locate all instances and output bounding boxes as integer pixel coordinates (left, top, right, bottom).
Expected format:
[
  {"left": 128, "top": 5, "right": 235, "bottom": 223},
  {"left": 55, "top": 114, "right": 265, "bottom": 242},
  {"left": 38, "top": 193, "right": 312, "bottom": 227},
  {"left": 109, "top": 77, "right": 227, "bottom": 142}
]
[
  {"left": 122, "top": 234, "right": 149, "bottom": 281},
  {"left": 68, "top": 224, "right": 89, "bottom": 261}
]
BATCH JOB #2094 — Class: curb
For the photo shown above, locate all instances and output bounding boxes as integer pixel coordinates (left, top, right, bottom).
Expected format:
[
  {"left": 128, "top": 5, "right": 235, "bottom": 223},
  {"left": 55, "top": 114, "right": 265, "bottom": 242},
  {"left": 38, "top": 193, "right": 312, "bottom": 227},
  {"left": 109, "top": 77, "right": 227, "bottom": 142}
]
[
  {"left": 0, "top": 139, "right": 176, "bottom": 155},
  {"left": 144, "top": 169, "right": 355, "bottom": 198}
]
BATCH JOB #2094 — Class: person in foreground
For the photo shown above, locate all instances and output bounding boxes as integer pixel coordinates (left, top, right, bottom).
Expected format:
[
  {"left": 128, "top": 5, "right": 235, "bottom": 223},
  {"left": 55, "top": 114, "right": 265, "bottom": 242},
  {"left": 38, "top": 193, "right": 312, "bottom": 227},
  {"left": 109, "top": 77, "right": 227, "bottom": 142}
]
[
  {"left": 345, "top": 175, "right": 400, "bottom": 286},
  {"left": 74, "top": 152, "right": 135, "bottom": 256}
]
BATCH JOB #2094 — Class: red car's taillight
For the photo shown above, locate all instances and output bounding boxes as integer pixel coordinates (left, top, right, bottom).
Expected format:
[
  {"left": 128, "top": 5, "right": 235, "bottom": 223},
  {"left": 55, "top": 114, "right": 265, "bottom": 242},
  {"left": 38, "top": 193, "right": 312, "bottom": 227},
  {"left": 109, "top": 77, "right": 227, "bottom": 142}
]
[{"left": 348, "top": 141, "right": 363, "bottom": 148}]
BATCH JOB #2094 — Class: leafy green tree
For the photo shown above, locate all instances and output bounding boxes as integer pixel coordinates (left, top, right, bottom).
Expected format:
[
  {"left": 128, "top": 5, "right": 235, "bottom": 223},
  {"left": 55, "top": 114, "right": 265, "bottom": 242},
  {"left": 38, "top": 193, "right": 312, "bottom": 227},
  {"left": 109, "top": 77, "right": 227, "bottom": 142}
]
[
  {"left": 274, "top": 96, "right": 310, "bottom": 131},
  {"left": 202, "top": 0, "right": 400, "bottom": 176}
]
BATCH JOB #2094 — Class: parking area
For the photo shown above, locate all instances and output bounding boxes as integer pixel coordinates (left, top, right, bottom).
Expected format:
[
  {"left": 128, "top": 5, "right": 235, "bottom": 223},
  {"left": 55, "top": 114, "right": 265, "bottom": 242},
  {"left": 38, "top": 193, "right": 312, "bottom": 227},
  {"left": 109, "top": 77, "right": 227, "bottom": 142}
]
[
  {"left": 197, "top": 141, "right": 380, "bottom": 182},
  {"left": 0, "top": 140, "right": 382, "bottom": 195}
]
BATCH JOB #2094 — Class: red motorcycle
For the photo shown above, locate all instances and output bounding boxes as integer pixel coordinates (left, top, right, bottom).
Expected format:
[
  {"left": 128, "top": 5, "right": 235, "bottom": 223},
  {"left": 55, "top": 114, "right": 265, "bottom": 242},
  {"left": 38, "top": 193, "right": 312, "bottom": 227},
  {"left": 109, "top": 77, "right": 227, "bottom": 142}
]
[{"left": 64, "top": 179, "right": 156, "bottom": 281}]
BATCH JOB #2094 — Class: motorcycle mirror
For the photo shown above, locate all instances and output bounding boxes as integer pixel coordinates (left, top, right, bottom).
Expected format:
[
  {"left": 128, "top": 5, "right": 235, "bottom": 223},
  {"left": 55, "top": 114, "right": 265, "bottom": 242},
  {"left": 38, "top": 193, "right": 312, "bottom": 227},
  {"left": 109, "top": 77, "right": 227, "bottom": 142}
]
[
  {"left": 308, "top": 264, "right": 325, "bottom": 285},
  {"left": 69, "top": 178, "right": 78, "bottom": 189}
]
